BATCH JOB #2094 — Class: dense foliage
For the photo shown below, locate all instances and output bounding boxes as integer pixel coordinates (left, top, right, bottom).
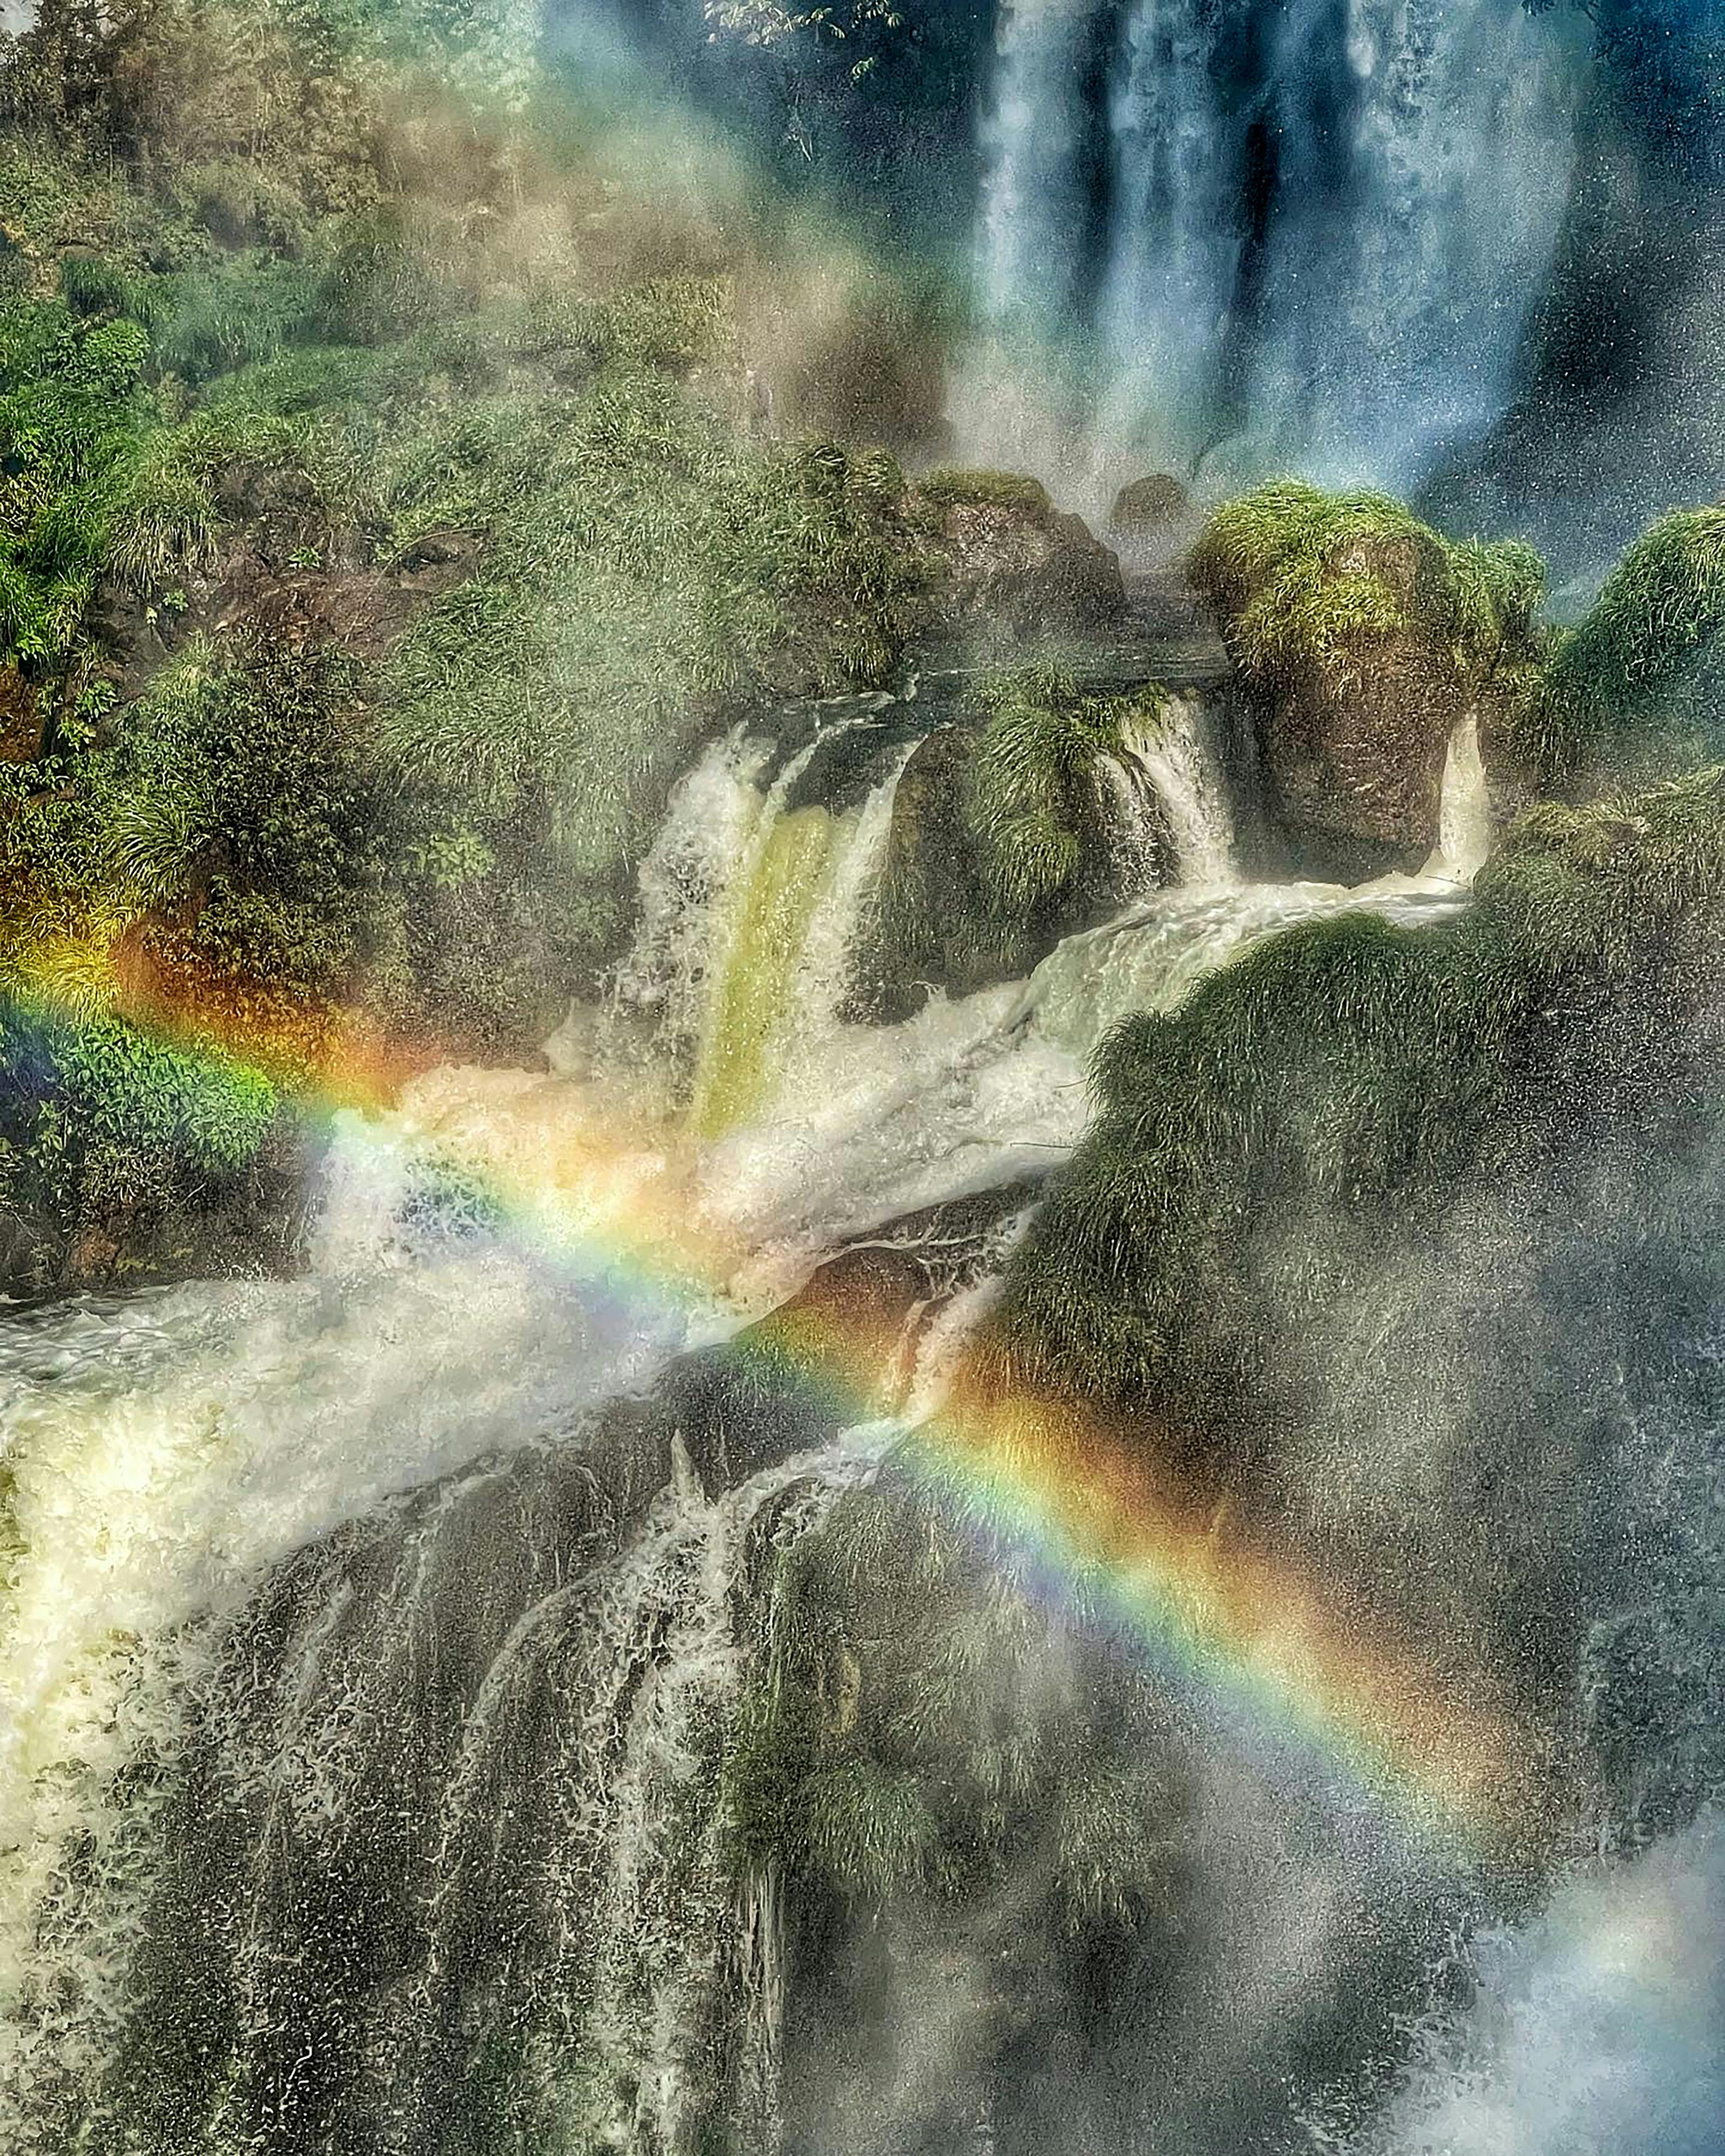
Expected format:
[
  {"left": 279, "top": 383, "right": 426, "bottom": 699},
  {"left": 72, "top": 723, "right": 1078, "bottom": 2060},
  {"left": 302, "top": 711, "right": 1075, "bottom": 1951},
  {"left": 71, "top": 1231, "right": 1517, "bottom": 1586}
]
[
  {"left": 0, "top": 0, "right": 946, "bottom": 1282},
  {"left": 1520, "top": 504, "right": 1725, "bottom": 779}
]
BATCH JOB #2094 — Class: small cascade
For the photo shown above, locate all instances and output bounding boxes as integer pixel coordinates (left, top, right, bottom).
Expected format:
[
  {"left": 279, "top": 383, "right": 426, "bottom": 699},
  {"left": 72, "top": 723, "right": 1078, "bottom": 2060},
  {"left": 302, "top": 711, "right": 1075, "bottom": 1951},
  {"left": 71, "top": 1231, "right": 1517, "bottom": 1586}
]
[
  {"left": 610, "top": 728, "right": 779, "bottom": 1079},
  {"left": 689, "top": 784, "right": 832, "bottom": 1136},
  {"left": 773, "top": 743, "right": 915, "bottom": 1100},
  {"left": 612, "top": 722, "right": 912, "bottom": 1141},
  {"left": 1110, "top": 693, "right": 1238, "bottom": 890},
  {"left": 1423, "top": 711, "right": 1493, "bottom": 886},
  {"left": 1026, "top": 874, "right": 1466, "bottom": 1059}
]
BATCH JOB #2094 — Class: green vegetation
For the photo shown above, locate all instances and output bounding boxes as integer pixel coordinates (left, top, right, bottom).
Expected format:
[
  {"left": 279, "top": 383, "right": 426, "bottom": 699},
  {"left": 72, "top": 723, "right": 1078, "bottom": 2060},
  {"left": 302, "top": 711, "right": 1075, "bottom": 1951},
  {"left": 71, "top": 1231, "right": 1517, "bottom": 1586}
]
[
  {"left": 1188, "top": 479, "right": 1544, "bottom": 697},
  {"left": 856, "top": 668, "right": 1169, "bottom": 1015},
  {"left": 1191, "top": 482, "right": 1725, "bottom": 801},
  {"left": 995, "top": 766, "right": 1725, "bottom": 1441},
  {"left": 0, "top": 995, "right": 282, "bottom": 1282},
  {"left": 965, "top": 666, "right": 1165, "bottom": 914},
  {"left": 915, "top": 466, "right": 1053, "bottom": 514},
  {"left": 729, "top": 1466, "right": 1180, "bottom": 1926},
  {"left": 1517, "top": 505, "right": 1725, "bottom": 779}
]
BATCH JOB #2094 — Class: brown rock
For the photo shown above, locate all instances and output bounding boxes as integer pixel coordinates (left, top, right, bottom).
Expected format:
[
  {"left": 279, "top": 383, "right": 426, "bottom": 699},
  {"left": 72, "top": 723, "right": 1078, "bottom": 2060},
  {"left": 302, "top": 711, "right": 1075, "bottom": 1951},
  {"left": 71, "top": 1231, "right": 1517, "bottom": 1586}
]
[
  {"left": 916, "top": 472, "right": 1126, "bottom": 647},
  {"left": 0, "top": 666, "right": 42, "bottom": 761},
  {"left": 1222, "top": 528, "right": 1477, "bottom": 878},
  {"left": 1110, "top": 472, "right": 1192, "bottom": 539}
]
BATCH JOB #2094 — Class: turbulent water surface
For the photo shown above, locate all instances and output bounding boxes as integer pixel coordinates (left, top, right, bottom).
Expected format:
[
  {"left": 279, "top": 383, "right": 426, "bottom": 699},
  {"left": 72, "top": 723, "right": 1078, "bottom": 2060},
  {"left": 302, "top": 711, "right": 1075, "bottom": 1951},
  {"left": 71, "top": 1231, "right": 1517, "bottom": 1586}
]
[{"left": 7, "top": 681, "right": 1722, "bottom": 2148}]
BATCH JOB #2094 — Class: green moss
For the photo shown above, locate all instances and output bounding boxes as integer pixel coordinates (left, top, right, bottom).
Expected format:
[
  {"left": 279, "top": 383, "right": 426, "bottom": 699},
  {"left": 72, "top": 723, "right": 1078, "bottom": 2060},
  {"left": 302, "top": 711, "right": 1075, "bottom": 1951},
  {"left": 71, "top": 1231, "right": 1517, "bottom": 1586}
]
[
  {"left": 916, "top": 466, "right": 1052, "bottom": 514},
  {"left": 965, "top": 667, "right": 1165, "bottom": 916},
  {"left": 364, "top": 367, "right": 922, "bottom": 874},
  {"left": 995, "top": 769, "right": 1725, "bottom": 1433},
  {"left": 1188, "top": 479, "right": 1544, "bottom": 694}
]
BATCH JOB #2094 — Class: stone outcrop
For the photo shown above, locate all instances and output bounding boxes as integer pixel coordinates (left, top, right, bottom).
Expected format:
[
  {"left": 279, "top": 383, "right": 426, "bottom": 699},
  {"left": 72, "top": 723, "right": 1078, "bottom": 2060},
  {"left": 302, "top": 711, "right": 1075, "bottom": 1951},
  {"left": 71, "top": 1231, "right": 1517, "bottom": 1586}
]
[
  {"left": 1198, "top": 524, "right": 1479, "bottom": 880},
  {"left": 915, "top": 472, "right": 1127, "bottom": 648},
  {"left": 1109, "top": 472, "right": 1192, "bottom": 543},
  {"left": 850, "top": 710, "right": 1173, "bottom": 1021}
]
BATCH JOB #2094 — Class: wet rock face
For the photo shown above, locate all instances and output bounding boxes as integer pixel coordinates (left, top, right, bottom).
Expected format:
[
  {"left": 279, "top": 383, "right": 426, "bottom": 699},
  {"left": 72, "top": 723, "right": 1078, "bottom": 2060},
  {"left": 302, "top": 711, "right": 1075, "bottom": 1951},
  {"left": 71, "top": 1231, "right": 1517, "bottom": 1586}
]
[
  {"left": 85, "top": 464, "right": 478, "bottom": 703},
  {"left": 1109, "top": 472, "right": 1193, "bottom": 543},
  {"left": 916, "top": 474, "right": 1127, "bottom": 647},
  {"left": 1228, "top": 530, "right": 1468, "bottom": 880}
]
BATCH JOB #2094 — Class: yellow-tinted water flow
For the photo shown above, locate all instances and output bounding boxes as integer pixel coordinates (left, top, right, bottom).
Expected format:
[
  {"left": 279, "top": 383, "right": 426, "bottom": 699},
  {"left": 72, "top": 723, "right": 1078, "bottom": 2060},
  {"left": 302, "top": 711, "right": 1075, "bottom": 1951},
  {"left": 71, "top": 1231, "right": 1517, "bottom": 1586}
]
[{"left": 688, "top": 803, "right": 837, "bottom": 1137}]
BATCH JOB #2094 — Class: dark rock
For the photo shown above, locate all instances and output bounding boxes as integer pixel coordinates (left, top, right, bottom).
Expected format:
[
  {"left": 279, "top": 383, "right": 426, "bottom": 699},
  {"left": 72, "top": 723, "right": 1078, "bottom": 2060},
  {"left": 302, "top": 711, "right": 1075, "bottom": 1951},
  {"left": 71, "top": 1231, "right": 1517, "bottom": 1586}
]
[
  {"left": 1220, "top": 527, "right": 1471, "bottom": 877},
  {"left": 1110, "top": 473, "right": 1192, "bottom": 540},
  {"left": 916, "top": 472, "right": 1127, "bottom": 648}
]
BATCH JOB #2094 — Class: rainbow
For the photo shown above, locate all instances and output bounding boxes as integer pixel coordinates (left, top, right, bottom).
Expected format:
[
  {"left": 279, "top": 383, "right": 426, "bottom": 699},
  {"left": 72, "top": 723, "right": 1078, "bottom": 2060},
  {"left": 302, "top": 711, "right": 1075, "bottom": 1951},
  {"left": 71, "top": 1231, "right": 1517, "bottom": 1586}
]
[{"left": 3, "top": 952, "right": 1540, "bottom": 1858}]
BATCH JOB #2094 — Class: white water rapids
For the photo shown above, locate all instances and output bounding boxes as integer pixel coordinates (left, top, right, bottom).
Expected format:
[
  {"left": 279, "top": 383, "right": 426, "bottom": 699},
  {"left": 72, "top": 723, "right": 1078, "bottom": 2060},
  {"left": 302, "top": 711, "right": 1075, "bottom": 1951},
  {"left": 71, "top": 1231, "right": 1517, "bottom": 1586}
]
[{"left": 7, "top": 693, "right": 1701, "bottom": 2152}]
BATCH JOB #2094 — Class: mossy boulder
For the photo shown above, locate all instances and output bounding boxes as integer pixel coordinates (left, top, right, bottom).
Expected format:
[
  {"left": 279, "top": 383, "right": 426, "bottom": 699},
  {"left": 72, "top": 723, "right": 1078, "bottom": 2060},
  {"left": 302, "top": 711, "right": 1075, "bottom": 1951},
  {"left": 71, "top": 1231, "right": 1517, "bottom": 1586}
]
[
  {"left": 1189, "top": 483, "right": 1544, "bottom": 877},
  {"left": 1510, "top": 503, "right": 1725, "bottom": 787},
  {"left": 851, "top": 672, "right": 1174, "bottom": 1019},
  {"left": 914, "top": 469, "right": 1127, "bottom": 648}
]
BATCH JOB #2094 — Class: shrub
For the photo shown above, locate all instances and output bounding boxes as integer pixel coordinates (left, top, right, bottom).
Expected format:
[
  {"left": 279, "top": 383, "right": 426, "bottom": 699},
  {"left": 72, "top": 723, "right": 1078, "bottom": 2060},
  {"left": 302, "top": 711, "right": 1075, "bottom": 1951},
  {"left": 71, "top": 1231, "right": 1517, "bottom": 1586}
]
[
  {"left": 1521, "top": 506, "right": 1725, "bottom": 780},
  {"left": 965, "top": 667, "right": 1165, "bottom": 916}
]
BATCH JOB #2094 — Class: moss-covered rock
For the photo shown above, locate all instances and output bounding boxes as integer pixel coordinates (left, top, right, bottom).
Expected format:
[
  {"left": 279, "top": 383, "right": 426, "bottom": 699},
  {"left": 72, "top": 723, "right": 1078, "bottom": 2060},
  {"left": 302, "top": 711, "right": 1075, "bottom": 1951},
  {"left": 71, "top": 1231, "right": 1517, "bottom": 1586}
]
[
  {"left": 1189, "top": 482, "right": 1545, "bottom": 877},
  {"left": 851, "top": 669, "right": 1173, "bottom": 1019},
  {"left": 1513, "top": 503, "right": 1725, "bottom": 786},
  {"left": 914, "top": 468, "right": 1127, "bottom": 649}
]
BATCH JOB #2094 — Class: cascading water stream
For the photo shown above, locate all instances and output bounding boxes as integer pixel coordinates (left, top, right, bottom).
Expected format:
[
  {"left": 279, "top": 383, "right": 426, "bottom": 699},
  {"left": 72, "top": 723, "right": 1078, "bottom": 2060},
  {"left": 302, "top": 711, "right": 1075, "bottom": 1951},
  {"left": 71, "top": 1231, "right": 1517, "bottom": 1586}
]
[
  {"left": 1109, "top": 692, "right": 1239, "bottom": 890},
  {"left": 0, "top": 695, "right": 1507, "bottom": 2150},
  {"left": 1423, "top": 711, "right": 1493, "bottom": 886}
]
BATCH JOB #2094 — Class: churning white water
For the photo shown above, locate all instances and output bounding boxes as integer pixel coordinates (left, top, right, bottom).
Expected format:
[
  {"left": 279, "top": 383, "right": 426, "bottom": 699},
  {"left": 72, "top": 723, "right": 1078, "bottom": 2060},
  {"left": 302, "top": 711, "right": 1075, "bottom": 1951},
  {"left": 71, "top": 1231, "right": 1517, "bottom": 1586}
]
[
  {"left": 0, "top": 701, "right": 1531, "bottom": 2151},
  {"left": 1324, "top": 1814, "right": 1725, "bottom": 2156}
]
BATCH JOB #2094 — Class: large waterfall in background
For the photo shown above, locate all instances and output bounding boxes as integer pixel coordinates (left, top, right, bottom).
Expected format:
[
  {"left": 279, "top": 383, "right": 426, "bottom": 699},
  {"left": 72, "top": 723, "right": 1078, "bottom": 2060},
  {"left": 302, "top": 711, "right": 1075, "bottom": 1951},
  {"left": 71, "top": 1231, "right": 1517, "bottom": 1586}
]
[{"left": 953, "top": 0, "right": 1593, "bottom": 510}]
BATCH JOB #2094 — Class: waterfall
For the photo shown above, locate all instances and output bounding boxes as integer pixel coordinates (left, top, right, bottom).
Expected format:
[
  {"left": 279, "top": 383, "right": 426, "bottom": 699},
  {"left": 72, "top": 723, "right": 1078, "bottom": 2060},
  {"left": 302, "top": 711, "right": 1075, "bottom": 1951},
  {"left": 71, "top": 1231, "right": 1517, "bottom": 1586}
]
[
  {"left": 612, "top": 725, "right": 912, "bottom": 1141},
  {"left": 610, "top": 727, "right": 779, "bottom": 1081},
  {"left": 1333, "top": 1815, "right": 1725, "bottom": 2156},
  {"left": 1423, "top": 711, "right": 1493, "bottom": 886},
  {"left": 1096, "top": 0, "right": 1251, "bottom": 470},
  {"left": 1114, "top": 692, "right": 1239, "bottom": 889},
  {"left": 0, "top": 713, "right": 1496, "bottom": 2150},
  {"left": 0, "top": 1239, "right": 694, "bottom": 2147},
  {"left": 958, "top": 0, "right": 1592, "bottom": 506}
]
